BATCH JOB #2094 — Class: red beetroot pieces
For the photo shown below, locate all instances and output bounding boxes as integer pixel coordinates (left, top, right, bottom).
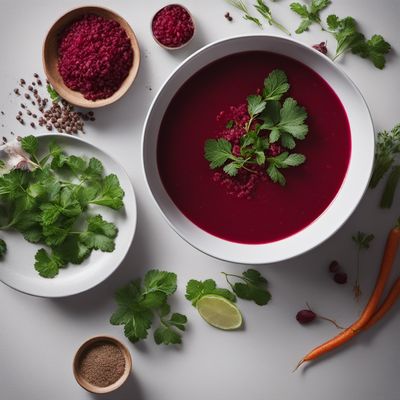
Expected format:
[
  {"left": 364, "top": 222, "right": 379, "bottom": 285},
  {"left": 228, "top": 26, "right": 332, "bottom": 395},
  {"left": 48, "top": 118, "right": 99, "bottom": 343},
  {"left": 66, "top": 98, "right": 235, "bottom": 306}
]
[
  {"left": 152, "top": 5, "right": 194, "bottom": 48},
  {"left": 58, "top": 14, "right": 133, "bottom": 101}
]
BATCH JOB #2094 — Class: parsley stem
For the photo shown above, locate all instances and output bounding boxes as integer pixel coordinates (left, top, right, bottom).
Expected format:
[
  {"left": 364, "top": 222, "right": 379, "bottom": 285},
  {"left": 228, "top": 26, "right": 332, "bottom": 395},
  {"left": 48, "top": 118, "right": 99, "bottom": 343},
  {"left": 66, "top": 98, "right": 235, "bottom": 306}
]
[{"left": 270, "top": 19, "right": 291, "bottom": 36}]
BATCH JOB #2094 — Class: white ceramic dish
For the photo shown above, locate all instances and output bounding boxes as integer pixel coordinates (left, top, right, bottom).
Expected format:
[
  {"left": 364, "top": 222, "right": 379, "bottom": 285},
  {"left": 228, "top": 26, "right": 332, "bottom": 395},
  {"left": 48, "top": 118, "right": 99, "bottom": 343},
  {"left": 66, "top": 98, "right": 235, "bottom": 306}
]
[
  {"left": 142, "top": 35, "right": 374, "bottom": 264},
  {"left": 0, "top": 134, "right": 136, "bottom": 297}
]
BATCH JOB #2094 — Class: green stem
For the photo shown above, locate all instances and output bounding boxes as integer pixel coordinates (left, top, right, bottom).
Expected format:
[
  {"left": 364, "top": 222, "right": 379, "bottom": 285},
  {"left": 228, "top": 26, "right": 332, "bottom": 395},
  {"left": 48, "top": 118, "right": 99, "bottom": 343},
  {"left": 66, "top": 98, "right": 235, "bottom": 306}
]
[{"left": 271, "top": 19, "right": 291, "bottom": 36}]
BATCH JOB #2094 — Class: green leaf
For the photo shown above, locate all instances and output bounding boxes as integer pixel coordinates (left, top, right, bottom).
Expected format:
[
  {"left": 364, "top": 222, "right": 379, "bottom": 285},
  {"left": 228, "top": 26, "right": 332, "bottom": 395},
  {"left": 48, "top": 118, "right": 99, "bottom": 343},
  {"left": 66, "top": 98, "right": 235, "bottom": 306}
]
[
  {"left": 281, "top": 133, "right": 296, "bottom": 149},
  {"left": 226, "top": 120, "right": 235, "bottom": 129},
  {"left": 267, "top": 164, "right": 286, "bottom": 186},
  {"left": 284, "top": 153, "right": 306, "bottom": 166},
  {"left": 310, "top": 0, "right": 331, "bottom": 14},
  {"left": 89, "top": 174, "right": 125, "bottom": 210},
  {"left": 247, "top": 95, "right": 266, "bottom": 117},
  {"left": 290, "top": 2, "right": 309, "bottom": 18},
  {"left": 326, "top": 14, "right": 339, "bottom": 29},
  {"left": 168, "top": 313, "right": 188, "bottom": 331},
  {"left": 185, "top": 279, "right": 236, "bottom": 306},
  {"left": 255, "top": 151, "right": 266, "bottom": 165},
  {"left": 84, "top": 157, "right": 104, "bottom": 179},
  {"left": 204, "top": 139, "right": 234, "bottom": 169},
  {"left": 140, "top": 292, "right": 167, "bottom": 309},
  {"left": 34, "top": 248, "right": 64, "bottom": 278},
  {"left": 143, "top": 270, "right": 177, "bottom": 296},
  {"left": 80, "top": 215, "right": 118, "bottom": 252},
  {"left": 352, "top": 34, "right": 391, "bottom": 69},
  {"left": 290, "top": 0, "right": 331, "bottom": 33},
  {"left": 21, "top": 136, "right": 38, "bottom": 156},
  {"left": 352, "top": 232, "right": 374, "bottom": 250},
  {"left": 243, "top": 268, "right": 268, "bottom": 285},
  {"left": 263, "top": 70, "right": 290, "bottom": 101},
  {"left": 269, "top": 129, "right": 281, "bottom": 143},
  {"left": 47, "top": 84, "right": 60, "bottom": 102},
  {"left": 259, "top": 100, "right": 281, "bottom": 126},
  {"left": 123, "top": 310, "right": 153, "bottom": 343},
  {"left": 0, "top": 239, "right": 7, "bottom": 257},
  {"left": 223, "top": 162, "right": 240, "bottom": 176},
  {"left": 380, "top": 165, "right": 400, "bottom": 208},
  {"left": 154, "top": 325, "right": 182, "bottom": 345}
]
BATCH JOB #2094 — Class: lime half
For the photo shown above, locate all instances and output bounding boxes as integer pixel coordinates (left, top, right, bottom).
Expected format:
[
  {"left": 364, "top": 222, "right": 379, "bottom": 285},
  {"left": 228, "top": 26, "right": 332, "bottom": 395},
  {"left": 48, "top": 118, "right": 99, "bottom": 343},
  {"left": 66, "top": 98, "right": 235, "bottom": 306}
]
[{"left": 196, "top": 295, "right": 242, "bottom": 330}]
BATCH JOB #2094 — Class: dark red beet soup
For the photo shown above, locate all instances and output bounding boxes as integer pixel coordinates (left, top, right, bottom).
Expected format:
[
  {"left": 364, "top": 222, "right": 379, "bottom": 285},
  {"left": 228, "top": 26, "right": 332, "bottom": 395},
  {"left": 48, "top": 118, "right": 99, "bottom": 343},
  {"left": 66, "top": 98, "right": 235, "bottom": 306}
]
[{"left": 157, "top": 52, "right": 351, "bottom": 244}]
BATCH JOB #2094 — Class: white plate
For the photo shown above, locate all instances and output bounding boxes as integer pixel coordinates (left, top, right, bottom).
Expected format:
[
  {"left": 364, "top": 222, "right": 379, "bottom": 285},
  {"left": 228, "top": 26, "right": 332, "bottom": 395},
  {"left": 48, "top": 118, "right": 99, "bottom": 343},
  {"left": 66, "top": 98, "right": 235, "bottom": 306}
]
[
  {"left": 142, "top": 34, "right": 375, "bottom": 264},
  {"left": 0, "top": 134, "right": 136, "bottom": 297}
]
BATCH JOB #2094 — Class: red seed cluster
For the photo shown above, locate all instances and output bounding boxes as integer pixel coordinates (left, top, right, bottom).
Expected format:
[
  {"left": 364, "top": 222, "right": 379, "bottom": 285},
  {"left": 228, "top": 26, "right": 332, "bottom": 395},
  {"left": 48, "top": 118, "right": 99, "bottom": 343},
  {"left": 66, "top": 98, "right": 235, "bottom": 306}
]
[
  {"left": 58, "top": 14, "right": 133, "bottom": 101},
  {"left": 152, "top": 5, "right": 194, "bottom": 48}
]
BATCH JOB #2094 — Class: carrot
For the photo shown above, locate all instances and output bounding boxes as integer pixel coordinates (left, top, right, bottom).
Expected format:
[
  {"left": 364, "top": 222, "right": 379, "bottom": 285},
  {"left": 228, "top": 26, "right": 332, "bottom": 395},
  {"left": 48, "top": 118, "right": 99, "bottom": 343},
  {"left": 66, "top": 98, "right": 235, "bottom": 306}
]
[
  {"left": 364, "top": 277, "right": 400, "bottom": 329},
  {"left": 294, "top": 222, "right": 400, "bottom": 371}
]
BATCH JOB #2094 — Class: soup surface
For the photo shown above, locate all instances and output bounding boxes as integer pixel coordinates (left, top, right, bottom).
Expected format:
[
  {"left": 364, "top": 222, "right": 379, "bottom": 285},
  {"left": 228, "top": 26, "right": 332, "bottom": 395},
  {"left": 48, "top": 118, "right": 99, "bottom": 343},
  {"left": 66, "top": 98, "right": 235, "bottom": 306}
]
[{"left": 157, "top": 51, "right": 351, "bottom": 244}]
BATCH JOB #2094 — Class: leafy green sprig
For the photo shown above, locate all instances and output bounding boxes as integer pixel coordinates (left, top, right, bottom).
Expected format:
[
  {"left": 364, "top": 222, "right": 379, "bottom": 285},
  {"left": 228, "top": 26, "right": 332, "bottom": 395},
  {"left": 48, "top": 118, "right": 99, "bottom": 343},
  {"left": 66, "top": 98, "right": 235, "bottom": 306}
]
[
  {"left": 111, "top": 270, "right": 187, "bottom": 345},
  {"left": 290, "top": 1, "right": 391, "bottom": 69},
  {"left": 227, "top": 0, "right": 263, "bottom": 27},
  {"left": 222, "top": 269, "right": 271, "bottom": 305},
  {"left": 185, "top": 279, "right": 236, "bottom": 306},
  {"left": 0, "top": 136, "right": 125, "bottom": 278},
  {"left": 204, "top": 70, "right": 308, "bottom": 185}
]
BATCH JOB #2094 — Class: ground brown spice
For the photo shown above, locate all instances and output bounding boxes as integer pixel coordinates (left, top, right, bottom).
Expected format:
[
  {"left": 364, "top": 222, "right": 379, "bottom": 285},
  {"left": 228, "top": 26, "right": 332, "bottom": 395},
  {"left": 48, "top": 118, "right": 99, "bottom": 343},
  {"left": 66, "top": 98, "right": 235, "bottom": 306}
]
[{"left": 78, "top": 342, "right": 125, "bottom": 387}]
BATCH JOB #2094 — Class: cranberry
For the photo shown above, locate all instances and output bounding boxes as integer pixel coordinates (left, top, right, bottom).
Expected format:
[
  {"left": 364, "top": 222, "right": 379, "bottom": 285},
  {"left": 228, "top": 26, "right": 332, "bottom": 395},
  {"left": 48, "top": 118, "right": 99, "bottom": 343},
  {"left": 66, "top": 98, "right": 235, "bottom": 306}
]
[
  {"left": 329, "top": 260, "right": 340, "bottom": 273},
  {"left": 334, "top": 272, "right": 348, "bottom": 284},
  {"left": 296, "top": 309, "right": 316, "bottom": 324},
  {"left": 312, "top": 42, "right": 328, "bottom": 55}
]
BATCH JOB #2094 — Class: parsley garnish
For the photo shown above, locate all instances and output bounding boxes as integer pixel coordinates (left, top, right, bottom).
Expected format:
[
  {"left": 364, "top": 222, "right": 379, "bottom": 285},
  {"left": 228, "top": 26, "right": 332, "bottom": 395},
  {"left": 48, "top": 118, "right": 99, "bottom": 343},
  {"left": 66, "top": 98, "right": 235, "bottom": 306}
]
[
  {"left": 0, "top": 136, "right": 125, "bottom": 278},
  {"left": 227, "top": 0, "right": 262, "bottom": 28},
  {"left": 204, "top": 70, "right": 307, "bottom": 185},
  {"left": 222, "top": 269, "right": 271, "bottom": 306},
  {"left": 110, "top": 270, "right": 187, "bottom": 345},
  {"left": 185, "top": 279, "right": 236, "bottom": 306},
  {"left": 369, "top": 124, "right": 400, "bottom": 208},
  {"left": 290, "top": 1, "right": 391, "bottom": 69},
  {"left": 290, "top": 0, "right": 331, "bottom": 33},
  {"left": 352, "top": 232, "right": 374, "bottom": 301},
  {"left": 46, "top": 84, "right": 60, "bottom": 102}
]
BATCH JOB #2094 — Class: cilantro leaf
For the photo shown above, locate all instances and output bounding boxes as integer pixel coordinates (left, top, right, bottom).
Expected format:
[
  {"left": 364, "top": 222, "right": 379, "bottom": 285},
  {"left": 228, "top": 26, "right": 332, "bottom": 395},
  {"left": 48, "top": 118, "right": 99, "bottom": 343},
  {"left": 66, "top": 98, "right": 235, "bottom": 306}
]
[
  {"left": 185, "top": 279, "right": 236, "bottom": 306},
  {"left": 352, "top": 232, "right": 374, "bottom": 250},
  {"left": 47, "top": 84, "right": 60, "bottom": 102},
  {"left": 263, "top": 70, "right": 290, "bottom": 101},
  {"left": 247, "top": 95, "right": 266, "bottom": 117},
  {"left": 34, "top": 248, "right": 64, "bottom": 278},
  {"left": 0, "top": 239, "right": 7, "bottom": 257},
  {"left": 143, "top": 270, "right": 177, "bottom": 296},
  {"left": 352, "top": 34, "right": 391, "bottom": 69},
  {"left": 290, "top": 0, "right": 331, "bottom": 34},
  {"left": 80, "top": 215, "right": 118, "bottom": 252},
  {"left": 111, "top": 271, "right": 186, "bottom": 345},
  {"left": 53, "top": 235, "right": 90, "bottom": 265},
  {"left": 267, "top": 152, "right": 306, "bottom": 186},
  {"left": 89, "top": 174, "right": 124, "bottom": 210},
  {"left": 223, "top": 269, "right": 271, "bottom": 306},
  {"left": 21, "top": 136, "right": 39, "bottom": 157}
]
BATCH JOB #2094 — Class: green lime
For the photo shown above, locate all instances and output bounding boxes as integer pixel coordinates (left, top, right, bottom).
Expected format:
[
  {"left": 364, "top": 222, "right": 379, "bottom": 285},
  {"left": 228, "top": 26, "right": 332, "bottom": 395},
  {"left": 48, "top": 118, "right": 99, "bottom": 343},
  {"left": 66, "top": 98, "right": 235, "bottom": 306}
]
[{"left": 196, "top": 294, "right": 242, "bottom": 330}]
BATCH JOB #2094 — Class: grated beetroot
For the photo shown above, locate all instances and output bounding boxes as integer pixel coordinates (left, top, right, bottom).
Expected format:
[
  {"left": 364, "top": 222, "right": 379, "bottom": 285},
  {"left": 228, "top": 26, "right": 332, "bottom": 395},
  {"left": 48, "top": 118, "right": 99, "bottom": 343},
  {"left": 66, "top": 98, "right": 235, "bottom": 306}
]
[
  {"left": 152, "top": 5, "right": 194, "bottom": 48},
  {"left": 58, "top": 14, "right": 133, "bottom": 101}
]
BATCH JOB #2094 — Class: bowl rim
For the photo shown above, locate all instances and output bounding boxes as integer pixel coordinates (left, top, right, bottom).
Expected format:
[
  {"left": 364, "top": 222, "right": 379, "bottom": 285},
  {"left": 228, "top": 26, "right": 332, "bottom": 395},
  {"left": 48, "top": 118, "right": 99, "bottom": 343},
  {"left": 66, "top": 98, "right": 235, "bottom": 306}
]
[
  {"left": 72, "top": 335, "right": 132, "bottom": 394},
  {"left": 142, "top": 34, "right": 375, "bottom": 264},
  {"left": 42, "top": 5, "right": 141, "bottom": 109}
]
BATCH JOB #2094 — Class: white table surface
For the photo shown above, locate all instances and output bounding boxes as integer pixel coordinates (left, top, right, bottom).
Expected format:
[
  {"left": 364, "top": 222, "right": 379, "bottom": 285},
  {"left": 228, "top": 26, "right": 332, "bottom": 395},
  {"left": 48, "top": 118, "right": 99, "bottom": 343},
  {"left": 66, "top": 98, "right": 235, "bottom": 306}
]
[{"left": 0, "top": 0, "right": 399, "bottom": 399}]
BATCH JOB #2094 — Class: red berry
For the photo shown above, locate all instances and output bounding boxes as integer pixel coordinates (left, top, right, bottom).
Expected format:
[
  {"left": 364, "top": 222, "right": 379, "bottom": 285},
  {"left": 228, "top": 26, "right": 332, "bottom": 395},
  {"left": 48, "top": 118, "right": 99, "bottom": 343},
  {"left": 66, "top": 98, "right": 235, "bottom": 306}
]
[
  {"left": 312, "top": 42, "right": 328, "bottom": 55},
  {"left": 296, "top": 309, "right": 316, "bottom": 324},
  {"left": 329, "top": 260, "right": 340, "bottom": 273},
  {"left": 334, "top": 272, "right": 348, "bottom": 284}
]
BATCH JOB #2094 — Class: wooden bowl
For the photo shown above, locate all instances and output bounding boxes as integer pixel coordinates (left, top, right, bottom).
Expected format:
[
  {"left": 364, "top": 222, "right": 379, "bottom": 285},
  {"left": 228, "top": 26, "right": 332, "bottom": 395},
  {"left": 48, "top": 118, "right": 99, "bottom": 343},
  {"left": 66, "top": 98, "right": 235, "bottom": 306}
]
[
  {"left": 42, "top": 6, "right": 140, "bottom": 108},
  {"left": 151, "top": 4, "right": 195, "bottom": 50},
  {"left": 73, "top": 335, "right": 132, "bottom": 394}
]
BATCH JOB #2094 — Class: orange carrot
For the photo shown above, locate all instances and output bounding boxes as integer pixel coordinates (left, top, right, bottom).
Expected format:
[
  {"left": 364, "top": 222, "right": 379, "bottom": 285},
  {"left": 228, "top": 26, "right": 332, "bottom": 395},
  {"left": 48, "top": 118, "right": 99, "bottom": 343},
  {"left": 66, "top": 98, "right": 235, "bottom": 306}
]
[
  {"left": 364, "top": 277, "right": 400, "bottom": 329},
  {"left": 295, "top": 222, "right": 400, "bottom": 370}
]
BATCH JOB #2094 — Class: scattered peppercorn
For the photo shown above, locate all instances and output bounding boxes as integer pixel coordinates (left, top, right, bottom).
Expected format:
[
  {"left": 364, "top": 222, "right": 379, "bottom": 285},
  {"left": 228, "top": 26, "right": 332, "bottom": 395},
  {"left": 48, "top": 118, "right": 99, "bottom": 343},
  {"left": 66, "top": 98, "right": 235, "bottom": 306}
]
[
  {"left": 224, "top": 12, "right": 233, "bottom": 21},
  {"left": 14, "top": 88, "right": 20, "bottom": 95},
  {"left": 19, "top": 79, "right": 26, "bottom": 85},
  {"left": 30, "top": 122, "right": 35, "bottom": 128}
]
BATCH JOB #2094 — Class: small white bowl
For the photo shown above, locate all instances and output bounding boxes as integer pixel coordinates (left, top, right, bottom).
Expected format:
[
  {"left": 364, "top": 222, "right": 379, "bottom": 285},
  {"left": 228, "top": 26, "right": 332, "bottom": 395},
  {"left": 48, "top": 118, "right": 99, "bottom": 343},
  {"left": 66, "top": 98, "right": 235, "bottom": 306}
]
[{"left": 142, "top": 35, "right": 374, "bottom": 264}]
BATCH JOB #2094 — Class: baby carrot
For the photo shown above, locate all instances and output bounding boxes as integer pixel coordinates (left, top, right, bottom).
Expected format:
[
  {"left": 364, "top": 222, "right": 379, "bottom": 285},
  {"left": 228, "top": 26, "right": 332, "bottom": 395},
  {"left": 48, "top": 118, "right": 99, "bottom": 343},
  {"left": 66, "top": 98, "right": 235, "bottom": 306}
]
[
  {"left": 364, "top": 277, "right": 400, "bottom": 329},
  {"left": 295, "top": 221, "right": 400, "bottom": 370}
]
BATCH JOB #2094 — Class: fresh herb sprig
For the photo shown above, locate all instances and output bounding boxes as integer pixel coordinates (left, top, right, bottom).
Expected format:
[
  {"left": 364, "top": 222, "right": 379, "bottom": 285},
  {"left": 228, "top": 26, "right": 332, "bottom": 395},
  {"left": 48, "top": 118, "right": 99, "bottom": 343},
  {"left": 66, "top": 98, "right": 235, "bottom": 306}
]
[
  {"left": 111, "top": 270, "right": 187, "bottom": 345},
  {"left": 46, "top": 84, "right": 60, "bottom": 102},
  {"left": 204, "top": 70, "right": 307, "bottom": 185},
  {"left": 369, "top": 124, "right": 400, "bottom": 208},
  {"left": 290, "top": 0, "right": 331, "bottom": 33},
  {"left": 227, "top": 0, "right": 262, "bottom": 28},
  {"left": 185, "top": 279, "right": 236, "bottom": 306},
  {"left": 254, "top": 0, "right": 291, "bottom": 35},
  {"left": 290, "top": 1, "right": 391, "bottom": 69},
  {"left": 222, "top": 269, "right": 271, "bottom": 305},
  {"left": 0, "top": 136, "right": 124, "bottom": 278},
  {"left": 352, "top": 232, "right": 374, "bottom": 301}
]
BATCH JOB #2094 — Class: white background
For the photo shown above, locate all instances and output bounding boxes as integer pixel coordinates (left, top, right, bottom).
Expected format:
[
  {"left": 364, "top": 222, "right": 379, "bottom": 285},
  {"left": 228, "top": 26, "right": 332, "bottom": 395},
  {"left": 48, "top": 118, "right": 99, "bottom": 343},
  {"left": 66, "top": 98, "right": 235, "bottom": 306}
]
[{"left": 0, "top": 0, "right": 399, "bottom": 399}]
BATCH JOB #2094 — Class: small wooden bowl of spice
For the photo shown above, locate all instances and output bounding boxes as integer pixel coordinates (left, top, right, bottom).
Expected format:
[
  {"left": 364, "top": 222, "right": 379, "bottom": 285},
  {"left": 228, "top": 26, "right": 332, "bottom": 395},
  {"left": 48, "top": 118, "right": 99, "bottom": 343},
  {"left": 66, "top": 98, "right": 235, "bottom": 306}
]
[
  {"left": 43, "top": 6, "right": 140, "bottom": 108},
  {"left": 73, "top": 335, "right": 132, "bottom": 394},
  {"left": 151, "top": 4, "right": 195, "bottom": 50}
]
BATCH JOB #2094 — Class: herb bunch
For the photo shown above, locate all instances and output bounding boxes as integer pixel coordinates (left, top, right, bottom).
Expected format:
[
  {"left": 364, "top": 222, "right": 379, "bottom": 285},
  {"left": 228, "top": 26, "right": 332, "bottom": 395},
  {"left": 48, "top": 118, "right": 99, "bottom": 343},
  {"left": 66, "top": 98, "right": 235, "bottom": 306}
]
[
  {"left": 111, "top": 270, "right": 187, "bottom": 345},
  {"left": 0, "top": 136, "right": 124, "bottom": 278},
  {"left": 290, "top": 0, "right": 391, "bottom": 69},
  {"left": 204, "top": 69, "right": 308, "bottom": 186},
  {"left": 369, "top": 124, "right": 400, "bottom": 208}
]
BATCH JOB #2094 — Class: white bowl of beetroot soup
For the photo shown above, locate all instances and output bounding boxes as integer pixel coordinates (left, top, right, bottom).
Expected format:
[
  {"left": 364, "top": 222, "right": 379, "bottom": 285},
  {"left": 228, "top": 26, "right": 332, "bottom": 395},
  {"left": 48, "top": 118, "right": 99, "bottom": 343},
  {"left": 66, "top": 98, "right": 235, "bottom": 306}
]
[{"left": 142, "top": 35, "right": 374, "bottom": 264}]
